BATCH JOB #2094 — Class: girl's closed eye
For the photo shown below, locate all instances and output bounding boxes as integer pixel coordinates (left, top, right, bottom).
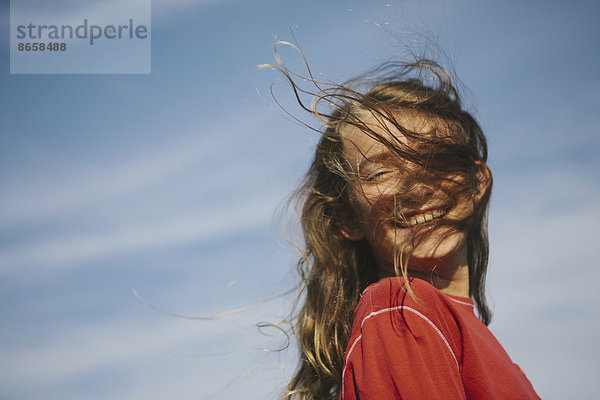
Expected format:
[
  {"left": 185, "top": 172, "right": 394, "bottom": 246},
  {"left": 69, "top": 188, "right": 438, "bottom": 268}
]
[{"left": 364, "top": 169, "right": 391, "bottom": 182}]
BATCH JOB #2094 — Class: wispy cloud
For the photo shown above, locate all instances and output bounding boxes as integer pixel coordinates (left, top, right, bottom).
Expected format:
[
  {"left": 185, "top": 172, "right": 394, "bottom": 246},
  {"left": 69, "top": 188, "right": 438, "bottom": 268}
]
[
  {"left": 0, "top": 190, "right": 278, "bottom": 274},
  {"left": 0, "top": 305, "right": 290, "bottom": 400},
  {"left": 0, "top": 108, "right": 271, "bottom": 225},
  {"left": 5, "top": 155, "right": 295, "bottom": 280},
  {"left": 0, "top": 108, "right": 295, "bottom": 276}
]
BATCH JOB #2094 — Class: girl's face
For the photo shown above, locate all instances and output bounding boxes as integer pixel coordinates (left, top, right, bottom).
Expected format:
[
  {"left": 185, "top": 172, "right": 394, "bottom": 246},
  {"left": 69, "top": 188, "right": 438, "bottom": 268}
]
[{"left": 340, "top": 111, "right": 480, "bottom": 277}]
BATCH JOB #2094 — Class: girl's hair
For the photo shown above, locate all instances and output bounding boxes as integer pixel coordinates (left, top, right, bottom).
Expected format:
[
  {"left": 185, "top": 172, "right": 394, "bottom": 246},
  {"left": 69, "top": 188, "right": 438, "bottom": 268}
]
[{"left": 265, "top": 47, "right": 492, "bottom": 400}]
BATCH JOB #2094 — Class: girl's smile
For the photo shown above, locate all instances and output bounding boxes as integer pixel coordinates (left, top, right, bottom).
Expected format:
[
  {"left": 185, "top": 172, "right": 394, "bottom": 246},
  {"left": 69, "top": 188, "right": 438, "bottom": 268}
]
[{"left": 394, "top": 206, "right": 448, "bottom": 228}]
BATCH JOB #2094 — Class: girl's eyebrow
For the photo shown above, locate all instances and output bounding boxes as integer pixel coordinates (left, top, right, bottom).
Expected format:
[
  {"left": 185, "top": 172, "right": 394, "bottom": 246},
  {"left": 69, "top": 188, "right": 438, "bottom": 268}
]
[{"left": 358, "top": 150, "right": 396, "bottom": 170}]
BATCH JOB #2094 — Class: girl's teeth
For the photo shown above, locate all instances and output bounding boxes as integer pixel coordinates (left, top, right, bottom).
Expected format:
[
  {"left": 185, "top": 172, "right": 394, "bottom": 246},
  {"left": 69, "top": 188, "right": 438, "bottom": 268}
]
[{"left": 405, "top": 209, "right": 446, "bottom": 227}]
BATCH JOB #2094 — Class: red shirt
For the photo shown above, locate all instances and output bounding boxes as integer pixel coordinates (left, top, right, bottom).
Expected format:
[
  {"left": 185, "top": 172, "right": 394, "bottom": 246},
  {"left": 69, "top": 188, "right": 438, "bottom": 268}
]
[{"left": 340, "top": 278, "right": 540, "bottom": 399}]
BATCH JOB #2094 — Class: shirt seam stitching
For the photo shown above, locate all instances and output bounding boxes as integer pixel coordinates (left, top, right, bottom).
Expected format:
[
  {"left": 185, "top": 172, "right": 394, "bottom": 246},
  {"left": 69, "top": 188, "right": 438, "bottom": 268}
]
[{"left": 341, "top": 305, "right": 460, "bottom": 400}]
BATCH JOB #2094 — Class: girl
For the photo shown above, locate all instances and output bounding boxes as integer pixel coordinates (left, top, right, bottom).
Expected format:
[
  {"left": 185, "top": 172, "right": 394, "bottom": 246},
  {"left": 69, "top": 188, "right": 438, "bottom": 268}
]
[{"left": 267, "top": 49, "right": 540, "bottom": 399}]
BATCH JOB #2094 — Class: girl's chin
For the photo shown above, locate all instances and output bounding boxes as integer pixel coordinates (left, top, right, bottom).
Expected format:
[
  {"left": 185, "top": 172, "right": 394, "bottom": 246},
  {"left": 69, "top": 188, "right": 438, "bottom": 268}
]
[
  {"left": 411, "top": 236, "right": 465, "bottom": 260},
  {"left": 396, "top": 231, "right": 466, "bottom": 260}
]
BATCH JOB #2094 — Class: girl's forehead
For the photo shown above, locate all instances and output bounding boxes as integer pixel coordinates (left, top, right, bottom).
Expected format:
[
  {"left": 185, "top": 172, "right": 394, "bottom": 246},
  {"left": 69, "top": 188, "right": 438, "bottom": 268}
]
[{"left": 340, "top": 110, "right": 440, "bottom": 161}]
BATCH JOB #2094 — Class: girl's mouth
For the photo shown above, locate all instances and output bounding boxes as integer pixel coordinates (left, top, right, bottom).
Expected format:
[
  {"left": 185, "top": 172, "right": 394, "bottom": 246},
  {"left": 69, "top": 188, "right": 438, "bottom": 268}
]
[{"left": 393, "top": 207, "right": 449, "bottom": 228}]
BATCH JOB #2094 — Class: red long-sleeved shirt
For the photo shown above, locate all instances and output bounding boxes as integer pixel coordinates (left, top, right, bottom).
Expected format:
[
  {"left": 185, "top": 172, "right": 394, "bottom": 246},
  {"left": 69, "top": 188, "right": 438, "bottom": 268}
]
[{"left": 340, "top": 277, "right": 540, "bottom": 399}]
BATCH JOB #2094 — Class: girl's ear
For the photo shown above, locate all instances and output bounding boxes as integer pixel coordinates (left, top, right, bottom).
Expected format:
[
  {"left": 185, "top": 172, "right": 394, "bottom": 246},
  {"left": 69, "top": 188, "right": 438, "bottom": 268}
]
[
  {"left": 474, "top": 161, "right": 492, "bottom": 203},
  {"left": 338, "top": 212, "right": 365, "bottom": 241},
  {"left": 339, "top": 224, "right": 365, "bottom": 241}
]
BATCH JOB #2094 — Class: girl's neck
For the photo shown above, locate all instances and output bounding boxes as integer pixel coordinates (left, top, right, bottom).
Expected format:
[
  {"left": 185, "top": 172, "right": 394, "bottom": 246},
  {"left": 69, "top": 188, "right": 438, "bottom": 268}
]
[
  {"left": 406, "top": 264, "right": 470, "bottom": 298},
  {"left": 379, "top": 245, "right": 471, "bottom": 298}
]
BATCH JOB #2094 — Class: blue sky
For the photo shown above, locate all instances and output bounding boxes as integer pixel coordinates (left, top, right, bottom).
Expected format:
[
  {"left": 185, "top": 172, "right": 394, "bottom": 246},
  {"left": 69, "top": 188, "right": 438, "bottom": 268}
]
[{"left": 1, "top": 0, "right": 599, "bottom": 399}]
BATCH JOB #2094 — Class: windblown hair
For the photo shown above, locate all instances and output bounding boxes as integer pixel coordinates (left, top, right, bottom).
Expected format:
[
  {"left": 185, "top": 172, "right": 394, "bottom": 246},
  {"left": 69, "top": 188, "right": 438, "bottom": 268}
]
[{"left": 264, "top": 44, "right": 492, "bottom": 400}]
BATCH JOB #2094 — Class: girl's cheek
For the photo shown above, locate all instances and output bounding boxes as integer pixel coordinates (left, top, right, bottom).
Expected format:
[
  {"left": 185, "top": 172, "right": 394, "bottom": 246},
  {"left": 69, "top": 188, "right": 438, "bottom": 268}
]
[{"left": 362, "top": 181, "right": 397, "bottom": 200}]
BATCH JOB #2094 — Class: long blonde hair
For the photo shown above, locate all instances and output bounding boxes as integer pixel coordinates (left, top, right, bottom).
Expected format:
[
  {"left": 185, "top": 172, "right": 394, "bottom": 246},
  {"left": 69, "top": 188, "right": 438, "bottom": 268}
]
[{"left": 266, "top": 50, "right": 492, "bottom": 400}]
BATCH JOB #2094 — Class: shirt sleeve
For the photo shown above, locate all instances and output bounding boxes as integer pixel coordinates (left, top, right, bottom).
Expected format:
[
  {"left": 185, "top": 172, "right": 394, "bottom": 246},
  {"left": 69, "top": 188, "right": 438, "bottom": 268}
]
[{"left": 341, "top": 299, "right": 467, "bottom": 400}]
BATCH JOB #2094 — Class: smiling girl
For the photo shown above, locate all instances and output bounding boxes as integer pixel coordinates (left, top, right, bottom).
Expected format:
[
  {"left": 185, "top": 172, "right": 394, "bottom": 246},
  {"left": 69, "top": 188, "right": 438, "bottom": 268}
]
[{"left": 267, "top": 51, "right": 540, "bottom": 399}]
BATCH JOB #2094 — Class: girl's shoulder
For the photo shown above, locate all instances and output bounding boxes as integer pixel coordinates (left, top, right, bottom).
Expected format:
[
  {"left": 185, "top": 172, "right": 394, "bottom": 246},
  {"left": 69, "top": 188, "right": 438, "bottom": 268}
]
[
  {"left": 351, "top": 277, "right": 470, "bottom": 361},
  {"left": 355, "top": 277, "right": 473, "bottom": 322}
]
